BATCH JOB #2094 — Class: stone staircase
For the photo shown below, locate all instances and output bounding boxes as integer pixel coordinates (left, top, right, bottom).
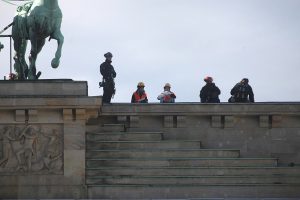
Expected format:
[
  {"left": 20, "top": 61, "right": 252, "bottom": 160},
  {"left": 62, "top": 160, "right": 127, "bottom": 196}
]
[{"left": 86, "top": 123, "right": 300, "bottom": 199}]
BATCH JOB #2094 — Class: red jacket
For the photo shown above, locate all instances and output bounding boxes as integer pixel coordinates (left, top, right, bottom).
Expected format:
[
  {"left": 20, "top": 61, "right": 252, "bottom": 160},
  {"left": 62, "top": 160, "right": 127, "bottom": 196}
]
[{"left": 132, "top": 92, "right": 148, "bottom": 103}]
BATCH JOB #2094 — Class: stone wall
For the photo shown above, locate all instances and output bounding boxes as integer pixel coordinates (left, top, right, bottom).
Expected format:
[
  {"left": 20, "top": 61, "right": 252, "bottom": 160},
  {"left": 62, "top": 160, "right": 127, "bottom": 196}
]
[
  {"left": 0, "top": 80, "right": 299, "bottom": 198},
  {"left": 0, "top": 80, "right": 101, "bottom": 199},
  {"left": 101, "top": 103, "right": 300, "bottom": 165}
]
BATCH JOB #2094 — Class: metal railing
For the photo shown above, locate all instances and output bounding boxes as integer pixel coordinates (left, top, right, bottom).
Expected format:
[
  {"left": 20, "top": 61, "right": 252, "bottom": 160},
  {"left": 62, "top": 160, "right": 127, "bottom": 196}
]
[
  {"left": 0, "top": 22, "right": 14, "bottom": 76},
  {"left": 0, "top": 35, "right": 13, "bottom": 75}
]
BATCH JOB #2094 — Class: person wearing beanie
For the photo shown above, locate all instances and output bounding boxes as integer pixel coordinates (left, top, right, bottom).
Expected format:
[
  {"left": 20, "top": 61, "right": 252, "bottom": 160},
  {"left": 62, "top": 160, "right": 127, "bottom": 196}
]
[
  {"left": 100, "top": 52, "right": 116, "bottom": 103},
  {"left": 200, "top": 76, "right": 221, "bottom": 103}
]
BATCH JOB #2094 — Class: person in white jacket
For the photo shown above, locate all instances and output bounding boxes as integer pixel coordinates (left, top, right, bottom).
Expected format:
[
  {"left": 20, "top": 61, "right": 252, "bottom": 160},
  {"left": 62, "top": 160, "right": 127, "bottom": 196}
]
[{"left": 157, "top": 83, "right": 176, "bottom": 103}]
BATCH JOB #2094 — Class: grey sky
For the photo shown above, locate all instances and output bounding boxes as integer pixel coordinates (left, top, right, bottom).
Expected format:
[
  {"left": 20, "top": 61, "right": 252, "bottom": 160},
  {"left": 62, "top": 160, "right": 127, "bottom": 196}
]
[{"left": 0, "top": 0, "right": 300, "bottom": 102}]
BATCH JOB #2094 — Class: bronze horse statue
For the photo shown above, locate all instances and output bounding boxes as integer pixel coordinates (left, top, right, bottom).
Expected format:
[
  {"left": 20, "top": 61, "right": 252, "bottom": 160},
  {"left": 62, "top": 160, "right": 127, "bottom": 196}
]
[{"left": 12, "top": 0, "right": 64, "bottom": 80}]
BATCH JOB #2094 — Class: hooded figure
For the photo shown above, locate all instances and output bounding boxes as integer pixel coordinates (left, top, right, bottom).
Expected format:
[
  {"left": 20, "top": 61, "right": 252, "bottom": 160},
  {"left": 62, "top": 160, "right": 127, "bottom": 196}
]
[
  {"left": 200, "top": 76, "right": 221, "bottom": 103},
  {"left": 230, "top": 78, "right": 254, "bottom": 103}
]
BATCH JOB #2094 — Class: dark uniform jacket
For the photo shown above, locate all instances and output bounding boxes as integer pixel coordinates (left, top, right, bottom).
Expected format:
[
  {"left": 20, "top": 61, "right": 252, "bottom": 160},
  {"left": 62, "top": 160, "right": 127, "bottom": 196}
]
[
  {"left": 200, "top": 83, "right": 221, "bottom": 103},
  {"left": 100, "top": 60, "right": 116, "bottom": 81},
  {"left": 230, "top": 83, "right": 254, "bottom": 103}
]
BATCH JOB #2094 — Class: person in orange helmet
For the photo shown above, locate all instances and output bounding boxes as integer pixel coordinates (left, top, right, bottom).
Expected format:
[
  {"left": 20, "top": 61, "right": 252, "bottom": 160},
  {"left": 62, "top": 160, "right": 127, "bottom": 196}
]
[
  {"left": 157, "top": 83, "right": 176, "bottom": 103},
  {"left": 131, "top": 82, "right": 148, "bottom": 103}
]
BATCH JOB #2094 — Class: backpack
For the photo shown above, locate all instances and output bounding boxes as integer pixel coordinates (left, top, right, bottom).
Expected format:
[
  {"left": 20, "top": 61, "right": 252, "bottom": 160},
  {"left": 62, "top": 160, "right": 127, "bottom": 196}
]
[{"left": 235, "top": 84, "right": 248, "bottom": 100}]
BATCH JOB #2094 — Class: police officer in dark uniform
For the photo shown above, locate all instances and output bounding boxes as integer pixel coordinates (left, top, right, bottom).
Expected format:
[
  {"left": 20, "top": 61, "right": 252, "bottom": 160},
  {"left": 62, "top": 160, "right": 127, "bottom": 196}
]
[{"left": 100, "top": 52, "right": 116, "bottom": 103}]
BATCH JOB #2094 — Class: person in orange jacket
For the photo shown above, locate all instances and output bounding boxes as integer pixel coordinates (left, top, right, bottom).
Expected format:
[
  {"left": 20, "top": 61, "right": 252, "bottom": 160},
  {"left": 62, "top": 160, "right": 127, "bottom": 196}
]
[{"left": 131, "top": 82, "right": 148, "bottom": 103}]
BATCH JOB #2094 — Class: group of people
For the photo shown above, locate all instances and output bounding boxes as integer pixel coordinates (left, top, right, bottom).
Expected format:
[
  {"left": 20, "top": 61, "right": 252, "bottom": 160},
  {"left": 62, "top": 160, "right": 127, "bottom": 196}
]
[
  {"left": 130, "top": 82, "right": 177, "bottom": 103},
  {"left": 99, "top": 52, "right": 254, "bottom": 104},
  {"left": 200, "top": 76, "right": 254, "bottom": 103}
]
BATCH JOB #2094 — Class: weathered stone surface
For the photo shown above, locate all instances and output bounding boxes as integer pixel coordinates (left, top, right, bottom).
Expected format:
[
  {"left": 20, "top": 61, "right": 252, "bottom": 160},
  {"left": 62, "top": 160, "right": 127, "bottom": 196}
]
[
  {"left": 1, "top": 80, "right": 300, "bottom": 199},
  {"left": 0, "top": 80, "right": 87, "bottom": 96},
  {"left": 86, "top": 166, "right": 300, "bottom": 177},
  {"left": 0, "top": 80, "right": 100, "bottom": 199},
  {"left": 0, "top": 124, "right": 63, "bottom": 174},
  {"left": 100, "top": 103, "right": 300, "bottom": 164},
  {"left": 164, "top": 116, "right": 174, "bottom": 128},
  {"left": 212, "top": 115, "right": 222, "bottom": 128},
  {"left": 0, "top": 185, "right": 87, "bottom": 199},
  {"left": 89, "top": 103, "right": 300, "bottom": 198},
  {"left": 88, "top": 185, "right": 300, "bottom": 199}
]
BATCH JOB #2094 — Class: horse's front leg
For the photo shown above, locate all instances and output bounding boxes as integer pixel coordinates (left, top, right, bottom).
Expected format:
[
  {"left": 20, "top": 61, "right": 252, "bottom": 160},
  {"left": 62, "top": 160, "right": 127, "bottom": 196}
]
[
  {"left": 13, "top": 37, "right": 28, "bottom": 80},
  {"left": 28, "top": 32, "right": 38, "bottom": 80},
  {"left": 51, "top": 29, "right": 64, "bottom": 68}
]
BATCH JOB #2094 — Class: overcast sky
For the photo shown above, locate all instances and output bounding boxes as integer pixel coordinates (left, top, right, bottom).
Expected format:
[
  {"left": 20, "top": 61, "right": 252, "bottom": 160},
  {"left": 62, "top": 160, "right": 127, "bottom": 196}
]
[{"left": 0, "top": 0, "right": 300, "bottom": 102}]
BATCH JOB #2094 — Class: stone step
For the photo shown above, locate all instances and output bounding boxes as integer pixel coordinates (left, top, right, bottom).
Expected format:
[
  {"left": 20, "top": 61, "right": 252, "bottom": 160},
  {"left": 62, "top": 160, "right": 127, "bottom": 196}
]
[
  {"left": 86, "top": 158, "right": 278, "bottom": 168},
  {"left": 86, "top": 140, "right": 201, "bottom": 150},
  {"left": 87, "top": 184, "right": 300, "bottom": 199},
  {"left": 86, "top": 166, "right": 300, "bottom": 177},
  {"left": 86, "top": 149, "right": 240, "bottom": 159},
  {"left": 86, "top": 175, "right": 300, "bottom": 185},
  {"left": 86, "top": 124, "right": 125, "bottom": 133},
  {"left": 86, "top": 132, "right": 163, "bottom": 141}
]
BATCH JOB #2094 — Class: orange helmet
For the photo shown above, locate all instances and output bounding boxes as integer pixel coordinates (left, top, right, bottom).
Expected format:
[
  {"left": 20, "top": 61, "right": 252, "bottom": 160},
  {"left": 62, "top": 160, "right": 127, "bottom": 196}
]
[
  {"left": 164, "top": 83, "right": 171, "bottom": 88},
  {"left": 137, "top": 82, "right": 145, "bottom": 87}
]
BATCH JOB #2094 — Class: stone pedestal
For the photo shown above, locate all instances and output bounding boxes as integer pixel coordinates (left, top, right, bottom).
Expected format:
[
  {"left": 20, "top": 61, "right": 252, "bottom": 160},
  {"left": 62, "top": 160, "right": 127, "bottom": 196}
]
[{"left": 0, "top": 80, "right": 101, "bottom": 199}]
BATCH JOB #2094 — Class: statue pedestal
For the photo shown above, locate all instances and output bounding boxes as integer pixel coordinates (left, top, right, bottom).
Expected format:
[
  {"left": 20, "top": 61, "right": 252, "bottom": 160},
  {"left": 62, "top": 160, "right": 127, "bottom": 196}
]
[
  {"left": 0, "top": 79, "right": 87, "bottom": 96},
  {"left": 0, "top": 80, "right": 101, "bottom": 199}
]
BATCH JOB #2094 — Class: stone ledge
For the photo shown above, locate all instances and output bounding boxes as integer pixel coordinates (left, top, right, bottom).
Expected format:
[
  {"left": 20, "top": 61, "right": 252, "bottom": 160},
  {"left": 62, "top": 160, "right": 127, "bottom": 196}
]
[
  {"left": 0, "top": 96, "right": 102, "bottom": 109},
  {"left": 100, "top": 103, "right": 300, "bottom": 116},
  {"left": 0, "top": 79, "right": 88, "bottom": 96}
]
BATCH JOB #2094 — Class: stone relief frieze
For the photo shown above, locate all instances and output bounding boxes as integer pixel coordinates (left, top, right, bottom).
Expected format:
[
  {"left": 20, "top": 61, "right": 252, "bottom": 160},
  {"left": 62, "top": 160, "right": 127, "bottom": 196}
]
[{"left": 0, "top": 125, "right": 63, "bottom": 174}]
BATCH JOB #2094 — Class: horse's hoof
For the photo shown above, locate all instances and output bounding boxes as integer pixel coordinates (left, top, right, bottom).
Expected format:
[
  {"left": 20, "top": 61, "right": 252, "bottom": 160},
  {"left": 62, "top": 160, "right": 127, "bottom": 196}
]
[
  {"left": 36, "top": 71, "right": 41, "bottom": 79},
  {"left": 51, "top": 58, "right": 60, "bottom": 69},
  {"left": 24, "top": 69, "right": 29, "bottom": 79},
  {"left": 27, "top": 73, "right": 36, "bottom": 80}
]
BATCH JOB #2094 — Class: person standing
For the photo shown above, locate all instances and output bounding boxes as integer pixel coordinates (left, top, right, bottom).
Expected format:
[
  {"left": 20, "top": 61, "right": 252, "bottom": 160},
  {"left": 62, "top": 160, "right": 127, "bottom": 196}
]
[
  {"left": 131, "top": 82, "right": 148, "bottom": 103},
  {"left": 230, "top": 78, "right": 254, "bottom": 103},
  {"left": 100, "top": 52, "right": 116, "bottom": 103},
  {"left": 157, "top": 83, "right": 176, "bottom": 103},
  {"left": 200, "top": 76, "right": 221, "bottom": 103}
]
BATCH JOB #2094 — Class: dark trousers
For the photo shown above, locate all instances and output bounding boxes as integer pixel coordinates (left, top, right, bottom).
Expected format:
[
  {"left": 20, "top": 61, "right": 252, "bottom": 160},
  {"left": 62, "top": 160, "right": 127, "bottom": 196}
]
[{"left": 102, "top": 81, "right": 115, "bottom": 103}]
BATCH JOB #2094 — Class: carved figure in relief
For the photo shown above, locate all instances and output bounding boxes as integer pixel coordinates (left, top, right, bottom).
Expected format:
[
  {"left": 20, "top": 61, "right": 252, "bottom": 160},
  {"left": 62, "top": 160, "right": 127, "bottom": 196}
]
[
  {"left": 7, "top": 125, "right": 38, "bottom": 171},
  {"left": 0, "top": 126, "right": 14, "bottom": 167},
  {"left": 0, "top": 125, "right": 63, "bottom": 173}
]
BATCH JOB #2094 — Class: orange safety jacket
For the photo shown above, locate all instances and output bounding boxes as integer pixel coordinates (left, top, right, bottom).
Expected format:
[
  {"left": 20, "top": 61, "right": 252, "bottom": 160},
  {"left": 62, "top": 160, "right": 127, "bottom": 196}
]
[{"left": 133, "top": 92, "right": 147, "bottom": 103}]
